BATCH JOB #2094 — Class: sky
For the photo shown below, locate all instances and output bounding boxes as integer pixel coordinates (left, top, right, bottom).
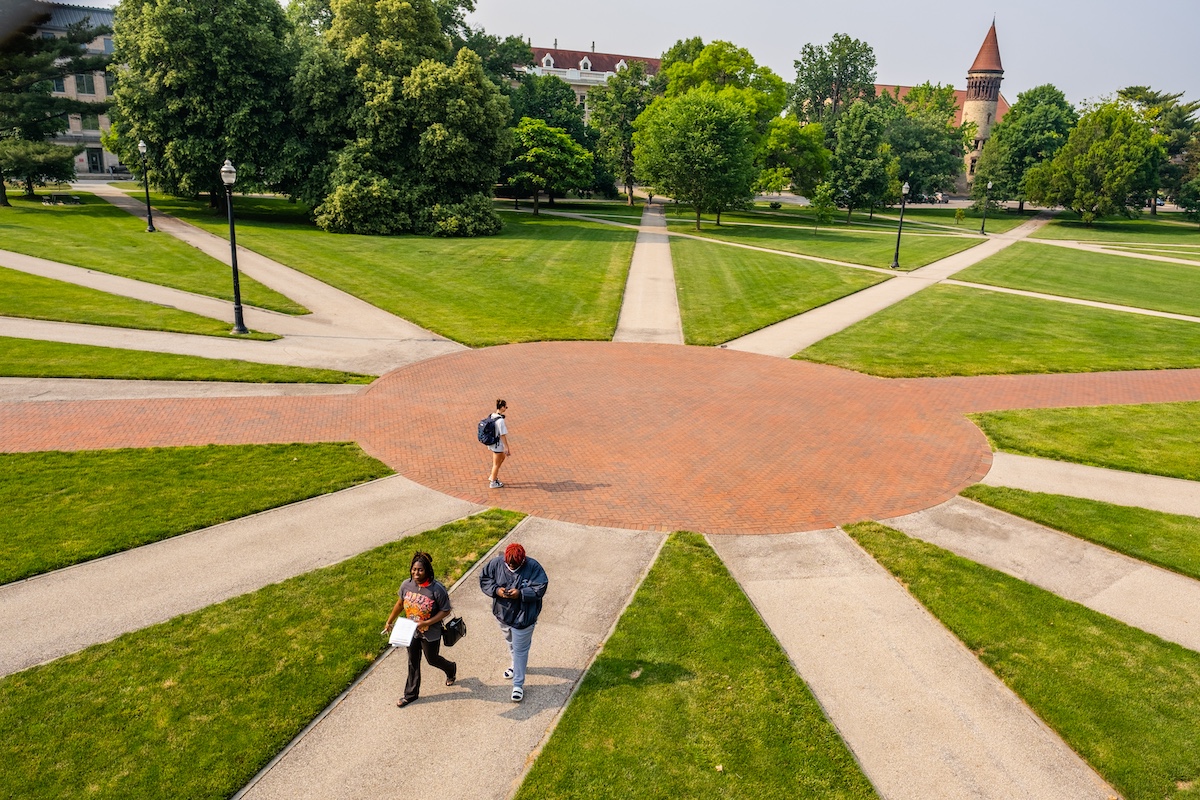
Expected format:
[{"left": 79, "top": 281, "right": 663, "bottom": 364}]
[{"left": 65, "top": 0, "right": 1197, "bottom": 106}]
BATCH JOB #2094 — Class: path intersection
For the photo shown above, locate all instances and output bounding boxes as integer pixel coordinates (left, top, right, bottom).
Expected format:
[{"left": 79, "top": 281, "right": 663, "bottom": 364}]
[{"left": 3, "top": 191, "right": 1200, "bottom": 798}]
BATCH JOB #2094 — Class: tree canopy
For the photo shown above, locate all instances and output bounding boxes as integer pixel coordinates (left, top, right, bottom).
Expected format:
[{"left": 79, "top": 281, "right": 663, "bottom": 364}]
[
  {"left": 588, "top": 60, "right": 659, "bottom": 204},
  {"left": 829, "top": 100, "right": 891, "bottom": 219},
  {"left": 789, "top": 33, "right": 877, "bottom": 132},
  {"left": 877, "top": 82, "right": 966, "bottom": 198},
  {"left": 972, "top": 84, "right": 1076, "bottom": 210},
  {"left": 508, "top": 116, "right": 592, "bottom": 214},
  {"left": 1118, "top": 85, "right": 1198, "bottom": 211}
]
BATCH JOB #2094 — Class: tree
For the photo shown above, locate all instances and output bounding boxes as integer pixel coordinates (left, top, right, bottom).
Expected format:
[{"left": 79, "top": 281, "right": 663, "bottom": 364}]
[
  {"left": 0, "top": 138, "right": 80, "bottom": 199},
  {"left": 663, "top": 40, "right": 786, "bottom": 138},
  {"left": 634, "top": 88, "right": 756, "bottom": 229},
  {"left": 660, "top": 36, "right": 705, "bottom": 73},
  {"left": 1178, "top": 178, "right": 1200, "bottom": 225},
  {"left": 588, "top": 60, "right": 658, "bottom": 204},
  {"left": 1118, "top": 86, "right": 1199, "bottom": 214},
  {"left": 972, "top": 84, "right": 1077, "bottom": 211},
  {"left": 511, "top": 74, "right": 588, "bottom": 143},
  {"left": 809, "top": 181, "right": 836, "bottom": 232},
  {"left": 883, "top": 114, "right": 961, "bottom": 199},
  {"left": 830, "top": 100, "right": 891, "bottom": 220},
  {"left": 508, "top": 117, "right": 592, "bottom": 215},
  {"left": 758, "top": 117, "right": 829, "bottom": 197},
  {"left": 1025, "top": 101, "right": 1165, "bottom": 224},
  {"left": 109, "top": 0, "right": 294, "bottom": 204},
  {"left": 789, "top": 33, "right": 876, "bottom": 132}
]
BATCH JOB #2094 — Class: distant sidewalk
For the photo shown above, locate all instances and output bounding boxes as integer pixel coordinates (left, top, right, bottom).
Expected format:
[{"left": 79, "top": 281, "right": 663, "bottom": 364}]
[{"left": 612, "top": 201, "right": 684, "bottom": 344}]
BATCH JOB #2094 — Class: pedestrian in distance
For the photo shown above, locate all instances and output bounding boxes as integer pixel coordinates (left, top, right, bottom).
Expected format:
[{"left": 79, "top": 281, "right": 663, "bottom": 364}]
[
  {"left": 479, "top": 542, "right": 548, "bottom": 702},
  {"left": 480, "top": 398, "right": 511, "bottom": 489},
  {"left": 383, "top": 551, "right": 457, "bottom": 708}
]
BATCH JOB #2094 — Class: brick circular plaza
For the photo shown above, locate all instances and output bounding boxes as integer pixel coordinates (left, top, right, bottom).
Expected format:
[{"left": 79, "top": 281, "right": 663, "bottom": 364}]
[{"left": 357, "top": 342, "right": 993, "bottom": 534}]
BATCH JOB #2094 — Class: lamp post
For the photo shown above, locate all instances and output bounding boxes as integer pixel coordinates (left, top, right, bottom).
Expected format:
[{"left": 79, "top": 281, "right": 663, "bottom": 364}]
[
  {"left": 137, "top": 140, "right": 155, "bottom": 233},
  {"left": 890, "top": 181, "right": 910, "bottom": 269},
  {"left": 219, "top": 159, "right": 249, "bottom": 335},
  {"left": 980, "top": 180, "right": 994, "bottom": 235}
]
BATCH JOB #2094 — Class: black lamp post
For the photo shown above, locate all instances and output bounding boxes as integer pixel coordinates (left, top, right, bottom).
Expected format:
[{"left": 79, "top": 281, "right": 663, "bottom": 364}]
[
  {"left": 980, "top": 180, "right": 994, "bottom": 235},
  {"left": 137, "top": 140, "right": 155, "bottom": 233},
  {"left": 890, "top": 181, "right": 910, "bottom": 269},
  {"left": 219, "top": 159, "right": 249, "bottom": 335}
]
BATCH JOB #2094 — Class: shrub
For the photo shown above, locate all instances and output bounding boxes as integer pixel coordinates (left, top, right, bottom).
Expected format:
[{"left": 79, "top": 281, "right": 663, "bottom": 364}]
[
  {"left": 769, "top": 201, "right": 782, "bottom": 210},
  {"left": 417, "top": 193, "right": 504, "bottom": 237}
]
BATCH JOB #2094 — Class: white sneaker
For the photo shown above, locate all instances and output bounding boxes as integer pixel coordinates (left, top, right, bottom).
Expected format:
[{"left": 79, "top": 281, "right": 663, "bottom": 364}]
[
  {"left": 503, "top": 668, "right": 514, "bottom": 680},
  {"left": 489, "top": 480, "right": 504, "bottom": 489},
  {"left": 511, "top": 686, "right": 524, "bottom": 702}
]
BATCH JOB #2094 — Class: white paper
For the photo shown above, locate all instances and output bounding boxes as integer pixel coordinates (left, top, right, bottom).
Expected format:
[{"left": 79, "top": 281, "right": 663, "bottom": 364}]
[{"left": 388, "top": 618, "right": 418, "bottom": 647}]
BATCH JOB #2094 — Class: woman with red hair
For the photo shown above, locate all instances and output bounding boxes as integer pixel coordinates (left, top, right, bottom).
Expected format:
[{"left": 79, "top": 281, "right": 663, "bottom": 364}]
[{"left": 479, "top": 542, "right": 549, "bottom": 702}]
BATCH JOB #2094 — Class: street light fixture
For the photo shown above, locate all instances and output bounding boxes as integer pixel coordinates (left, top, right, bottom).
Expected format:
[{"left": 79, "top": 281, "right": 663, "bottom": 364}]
[
  {"left": 219, "top": 159, "right": 249, "bottom": 335},
  {"left": 890, "top": 181, "right": 910, "bottom": 269},
  {"left": 136, "top": 140, "right": 155, "bottom": 233},
  {"left": 980, "top": 180, "right": 994, "bottom": 235}
]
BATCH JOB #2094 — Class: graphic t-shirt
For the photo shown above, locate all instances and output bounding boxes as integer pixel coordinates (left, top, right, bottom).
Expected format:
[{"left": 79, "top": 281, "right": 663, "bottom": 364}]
[
  {"left": 488, "top": 413, "right": 508, "bottom": 453},
  {"left": 399, "top": 579, "right": 451, "bottom": 641}
]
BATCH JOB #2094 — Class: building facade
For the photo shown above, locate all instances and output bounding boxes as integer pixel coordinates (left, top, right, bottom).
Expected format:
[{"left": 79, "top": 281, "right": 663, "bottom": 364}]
[{"left": 525, "top": 46, "right": 660, "bottom": 120}]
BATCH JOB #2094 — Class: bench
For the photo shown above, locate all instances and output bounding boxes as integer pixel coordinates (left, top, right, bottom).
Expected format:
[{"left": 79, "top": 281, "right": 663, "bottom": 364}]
[{"left": 43, "top": 194, "right": 82, "bottom": 205}]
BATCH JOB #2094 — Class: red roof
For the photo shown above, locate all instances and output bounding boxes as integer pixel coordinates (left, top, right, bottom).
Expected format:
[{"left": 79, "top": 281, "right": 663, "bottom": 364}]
[
  {"left": 533, "top": 47, "right": 660, "bottom": 75},
  {"left": 968, "top": 23, "right": 1003, "bottom": 73},
  {"left": 875, "top": 85, "right": 1010, "bottom": 128}
]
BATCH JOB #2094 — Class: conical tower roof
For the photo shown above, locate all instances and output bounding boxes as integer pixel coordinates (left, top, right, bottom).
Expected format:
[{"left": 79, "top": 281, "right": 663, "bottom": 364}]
[{"left": 968, "top": 22, "right": 1003, "bottom": 73}]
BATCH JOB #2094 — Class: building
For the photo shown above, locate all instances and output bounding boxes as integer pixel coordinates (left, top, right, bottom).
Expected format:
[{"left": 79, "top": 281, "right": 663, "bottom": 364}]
[
  {"left": 525, "top": 45, "right": 660, "bottom": 120},
  {"left": 31, "top": 1, "right": 121, "bottom": 177}
]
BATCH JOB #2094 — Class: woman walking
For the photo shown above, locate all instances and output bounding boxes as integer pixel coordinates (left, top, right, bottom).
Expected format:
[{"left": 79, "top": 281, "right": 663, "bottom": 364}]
[{"left": 383, "top": 551, "right": 457, "bottom": 708}]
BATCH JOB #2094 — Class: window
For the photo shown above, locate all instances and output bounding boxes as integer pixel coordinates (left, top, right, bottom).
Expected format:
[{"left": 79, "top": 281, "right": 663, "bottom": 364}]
[
  {"left": 541, "top": 54, "right": 554, "bottom": 68},
  {"left": 103, "top": 38, "right": 114, "bottom": 54},
  {"left": 104, "top": 71, "right": 117, "bottom": 96},
  {"left": 81, "top": 113, "right": 100, "bottom": 131},
  {"left": 76, "top": 73, "right": 96, "bottom": 95},
  {"left": 52, "top": 76, "right": 65, "bottom": 93},
  {"left": 580, "top": 57, "right": 591, "bottom": 71}
]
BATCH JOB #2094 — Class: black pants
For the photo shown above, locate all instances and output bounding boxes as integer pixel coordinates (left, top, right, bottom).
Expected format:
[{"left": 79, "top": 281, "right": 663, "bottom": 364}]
[{"left": 404, "top": 635, "right": 455, "bottom": 701}]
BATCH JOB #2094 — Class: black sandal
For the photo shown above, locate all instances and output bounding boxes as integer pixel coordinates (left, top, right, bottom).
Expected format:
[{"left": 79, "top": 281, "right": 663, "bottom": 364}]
[{"left": 397, "top": 697, "right": 415, "bottom": 708}]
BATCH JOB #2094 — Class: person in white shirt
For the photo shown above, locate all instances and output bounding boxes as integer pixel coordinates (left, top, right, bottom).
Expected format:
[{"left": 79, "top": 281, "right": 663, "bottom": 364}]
[{"left": 488, "top": 399, "right": 511, "bottom": 489}]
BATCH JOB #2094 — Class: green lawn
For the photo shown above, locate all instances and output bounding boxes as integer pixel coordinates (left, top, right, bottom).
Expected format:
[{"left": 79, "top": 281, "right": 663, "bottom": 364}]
[
  {"left": 138, "top": 194, "right": 636, "bottom": 346},
  {"left": 527, "top": 200, "right": 646, "bottom": 219},
  {"left": 971, "top": 401, "right": 1200, "bottom": 480},
  {"left": 799, "top": 283, "right": 1200, "bottom": 377},
  {"left": 0, "top": 510, "right": 519, "bottom": 800},
  {"left": 962, "top": 486, "right": 1200, "bottom": 582},
  {"left": 1032, "top": 211, "right": 1200, "bottom": 244},
  {"left": 1107, "top": 245, "right": 1200, "bottom": 263},
  {"left": 0, "top": 265, "right": 277, "bottom": 339},
  {"left": 955, "top": 241, "right": 1200, "bottom": 316},
  {"left": 515, "top": 532, "right": 877, "bottom": 800},
  {"left": 666, "top": 218, "right": 981, "bottom": 270},
  {"left": 0, "top": 444, "right": 391, "bottom": 584},
  {"left": 672, "top": 236, "right": 888, "bottom": 345},
  {"left": 893, "top": 206, "right": 1034, "bottom": 234},
  {"left": 848, "top": 521, "right": 1200, "bottom": 800},
  {"left": 0, "top": 193, "right": 305, "bottom": 314},
  {"left": 0, "top": 336, "right": 372, "bottom": 382}
]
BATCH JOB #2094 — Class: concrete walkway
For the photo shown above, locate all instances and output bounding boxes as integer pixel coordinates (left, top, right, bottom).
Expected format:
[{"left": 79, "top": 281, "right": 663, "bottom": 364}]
[
  {"left": 710, "top": 529, "right": 1115, "bottom": 800},
  {"left": 944, "top": 278, "right": 1200, "bottom": 323},
  {"left": 983, "top": 451, "right": 1200, "bottom": 518},
  {"left": 0, "top": 475, "right": 480, "bottom": 677},
  {"left": 725, "top": 212, "right": 1056, "bottom": 358},
  {"left": 885, "top": 497, "right": 1200, "bottom": 653},
  {"left": 0, "top": 377, "right": 364, "bottom": 403},
  {"left": 612, "top": 202, "right": 684, "bottom": 344},
  {"left": 1034, "top": 236, "right": 1200, "bottom": 269},
  {"left": 241, "top": 518, "right": 666, "bottom": 800}
]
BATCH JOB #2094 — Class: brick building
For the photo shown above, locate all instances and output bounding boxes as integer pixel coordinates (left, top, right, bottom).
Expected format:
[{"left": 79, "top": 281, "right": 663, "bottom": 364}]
[{"left": 525, "top": 45, "right": 660, "bottom": 120}]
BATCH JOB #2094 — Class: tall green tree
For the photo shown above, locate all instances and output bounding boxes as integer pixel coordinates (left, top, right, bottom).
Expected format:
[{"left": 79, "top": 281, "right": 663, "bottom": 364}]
[
  {"left": 1025, "top": 101, "right": 1165, "bottom": 224},
  {"left": 1118, "top": 86, "right": 1199, "bottom": 213},
  {"left": 660, "top": 36, "right": 705, "bottom": 74},
  {"left": 789, "top": 33, "right": 876, "bottom": 133},
  {"left": 511, "top": 74, "right": 587, "bottom": 143},
  {"left": 830, "top": 100, "right": 891, "bottom": 220},
  {"left": 508, "top": 117, "right": 592, "bottom": 215},
  {"left": 876, "top": 83, "right": 967, "bottom": 199},
  {"left": 663, "top": 40, "right": 786, "bottom": 138},
  {"left": 757, "top": 117, "right": 829, "bottom": 197},
  {"left": 634, "top": 88, "right": 756, "bottom": 229},
  {"left": 1179, "top": 177, "right": 1200, "bottom": 226},
  {"left": 0, "top": 139, "right": 80, "bottom": 199},
  {"left": 972, "top": 84, "right": 1077, "bottom": 211},
  {"left": 588, "top": 60, "right": 658, "bottom": 204},
  {"left": 109, "top": 0, "right": 294, "bottom": 204}
]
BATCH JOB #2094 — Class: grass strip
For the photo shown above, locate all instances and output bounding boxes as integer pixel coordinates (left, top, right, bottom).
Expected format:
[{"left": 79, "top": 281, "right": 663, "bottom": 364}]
[
  {"left": 0, "top": 509, "right": 521, "bottom": 800},
  {"left": 672, "top": 236, "right": 887, "bottom": 345},
  {"left": 0, "top": 336, "right": 372, "bottom": 382},
  {"left": 955, "top": 241, "right": 1200, "bottom": 317},
  {"left": 847, "top": 520, "right": 1200, "bottom": 800},
  {"left": 515, "top": 532, "right": 877, "bottom": 800},
  {"left": 971, "top": 401, "right": 1200, "bottom": 480},
  {"left": 1032, "top": 212, "right": 1200, "bottom": 244},
  {"left": 0, "top": 265, "right": 277, "bottom": 339},
  {"left": 799, "top": 283, "right": 1200, "bottom": 376},
  {"left": 0, "top": 443, "right": 392, "bottom": 584},
  {"left": 0, "top": 193, "right": 305, "bottom": 314},
  {"left": 962, "top": 486, "right": 1200, "bottom": 581}
]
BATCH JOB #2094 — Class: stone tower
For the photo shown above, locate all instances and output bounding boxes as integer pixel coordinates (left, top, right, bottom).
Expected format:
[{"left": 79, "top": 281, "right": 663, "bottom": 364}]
[{"left": 961, "top": 21, "right": 1004, "bottom": 185}]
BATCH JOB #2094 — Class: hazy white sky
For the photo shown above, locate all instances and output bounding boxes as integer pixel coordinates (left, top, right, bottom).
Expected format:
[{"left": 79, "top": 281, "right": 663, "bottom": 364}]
[{"left": 71, "top": 0, "right": 1197, "bottom": 106}]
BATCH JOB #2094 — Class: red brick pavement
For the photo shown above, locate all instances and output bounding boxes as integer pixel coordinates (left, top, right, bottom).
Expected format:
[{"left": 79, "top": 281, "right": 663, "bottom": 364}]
[{"left": 5, "top": 343, "right": 1200, "bottom": 534}]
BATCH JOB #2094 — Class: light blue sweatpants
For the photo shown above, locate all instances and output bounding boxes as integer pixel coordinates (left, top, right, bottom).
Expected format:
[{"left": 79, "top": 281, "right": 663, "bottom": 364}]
[{"left": 499, "top": 622, "right": 536, "bottom": 689}]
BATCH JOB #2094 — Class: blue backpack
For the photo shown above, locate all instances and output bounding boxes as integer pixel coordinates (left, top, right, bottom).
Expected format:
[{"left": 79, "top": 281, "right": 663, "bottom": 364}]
[{"left": 477, "top": 414, "right": 501, "bottom": 446}]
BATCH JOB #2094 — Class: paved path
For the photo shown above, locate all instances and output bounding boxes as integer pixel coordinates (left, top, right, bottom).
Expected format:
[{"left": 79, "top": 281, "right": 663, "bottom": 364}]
[
  {"left": 885, "top": 497, "right": 1200, "bottom": 653},
  {"left": 0, "top": 475, "right": 480, "bottom": 677},
  {"left": 943, "top": 278, "right": 1200, "bottom": 323},
  {"left": 0, "top": 377, "right": 364, "bottom": 403},
  {"left": 612, "top": 202, "right": 684, "bottom": 344},
  {"left": 242, "top": 518, "right": 666, "bottom": 800},
  {"left": 983, "top": 451, "right": 1200, "bottom": 517},
  {"left": 1033, "top": 236, "right": 1200, "bottom": 269},
  {"left": 725, "top": 212, "right": 1056, "bottom": 357},
  {"left": 710, "top": 529, "right": 1116, "bottom": 800}
]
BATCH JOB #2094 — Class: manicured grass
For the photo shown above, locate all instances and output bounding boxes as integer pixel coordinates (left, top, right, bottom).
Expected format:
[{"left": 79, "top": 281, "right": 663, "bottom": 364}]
[
  {"left": 0, "top": 336, "right": 373, "bottom": 382},
  {"left": 962, "top": 486, "right": 1200, "bottom": 581},
  {"left": 894, "top": 206, "right": 1034, "bottom": 234},
  {"left": 0, "top": 266, "right": 277, "bottom": 339},
  {"left": 799, "top": 283, "right": 1200, "bottom": 377},
  {"left": 0, "top": 510, "right": 520, "bottom": 800},
  {"left": 527, "top": 200, "right": 646, "bottom": 219},
  {"left": 1108, "top": 245, "right": 1200, "bottom": 263},
  {"left": 1032, "top": 211, "right": 1200, "bottom": 244},
  {"left": 672, "top": 236, "right": 888, "bottom": 345},
  {"left": 955, "top": 241, "right": 1200, "bottom": 316},
  {"left": 971, "top": 401, "right": 1200, "bottom": 480},
  {"left": 0, "top": 193, "right": 305, "bottom": 314},
  {"left": 0, "top": 443, "right": 392, "bottom": 584},
  {"left": 666, "top": 217, "right": 981, "bottom": 270},
  {"left": 847, "top": 520, "right": 1200, "bottom": 800},
  {"left": 138, "top": 194, "right": 636, "bottom": 346},
  {"left": 515, "top": 532, "right": 878, "bottom": 800}
]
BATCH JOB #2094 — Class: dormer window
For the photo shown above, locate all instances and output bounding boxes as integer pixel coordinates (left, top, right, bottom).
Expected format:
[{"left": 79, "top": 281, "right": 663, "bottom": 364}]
[
  {"left": 615, "top": 60, "right": 627, "bottom": 71},
  {"left": 580, "top": 57, "right": 591, "bottom": 71},
  {"left": 542, "top": 54, "right": 554, "bottom": 68}
]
